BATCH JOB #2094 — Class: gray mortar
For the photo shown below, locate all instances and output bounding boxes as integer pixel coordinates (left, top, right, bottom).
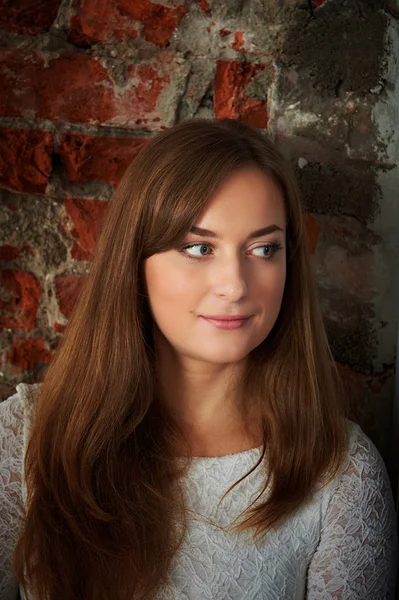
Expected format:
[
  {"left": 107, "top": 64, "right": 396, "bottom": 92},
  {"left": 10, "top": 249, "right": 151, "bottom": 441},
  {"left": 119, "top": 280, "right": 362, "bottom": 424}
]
[
  {"left": 370, "top": 16, "right": 399, "bottom": 482},
  {"left": 318, "top": 287, "right": 376, "bottom": 323},
  {"left": 371, "top": 17, "right": 399, "bottom": 370},
  {"left": 52, "top": 0, "right": 74, "bottom": 34},
  {"left": 267, "top": 0, "right": 397, "bottom": 458},
  {"left": 294, "top": 161, "right": 381, "bottom": 223},
  {"left": 0, "top": 116, "right": 155, "bottom": 139},
  {"left": 316, "top": 214, "right": 382, "bottom": 250},
  {"left": 324, "top": 316, "right": 377, "bottom": 375},
  {"left": 176, "top": 58, "right": 216, "bottom": 121},
  {"left": 282, "top": 1, "right": 387, "bottom": 97},
  {"left": 46, "top": 153, "right": 115, "bottom": 201},
  {"left": 0, "top": 191, "right": 68, "bottom": 270}
]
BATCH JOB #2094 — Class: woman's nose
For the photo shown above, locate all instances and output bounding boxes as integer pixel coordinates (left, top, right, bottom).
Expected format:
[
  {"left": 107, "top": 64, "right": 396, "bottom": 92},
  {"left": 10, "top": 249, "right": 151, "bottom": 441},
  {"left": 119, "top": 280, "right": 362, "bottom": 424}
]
[{"left": 211, "top": 258, "right": 248, "bottom": 301}]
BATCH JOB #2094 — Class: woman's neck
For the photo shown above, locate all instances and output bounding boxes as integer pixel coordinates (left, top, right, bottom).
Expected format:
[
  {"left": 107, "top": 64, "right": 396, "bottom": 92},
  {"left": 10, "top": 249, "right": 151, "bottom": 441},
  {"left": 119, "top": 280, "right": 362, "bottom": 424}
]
[{"left": 154, "top": 336, "right": 262, "bottom": 456}]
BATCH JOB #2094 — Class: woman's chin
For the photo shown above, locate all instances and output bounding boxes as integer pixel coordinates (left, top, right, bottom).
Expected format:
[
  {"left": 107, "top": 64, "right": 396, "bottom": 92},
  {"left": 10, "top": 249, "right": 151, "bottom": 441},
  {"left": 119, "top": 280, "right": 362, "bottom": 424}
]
[{"left": 189, "top": 347, "right": 251, "bottom": 365}]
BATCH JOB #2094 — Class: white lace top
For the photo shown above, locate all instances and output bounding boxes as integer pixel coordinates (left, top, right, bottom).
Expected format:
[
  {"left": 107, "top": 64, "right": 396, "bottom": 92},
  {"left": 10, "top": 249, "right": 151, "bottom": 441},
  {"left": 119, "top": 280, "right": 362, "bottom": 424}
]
[{"left": 0, "top": 383, "right": 397, "bottom": 600}]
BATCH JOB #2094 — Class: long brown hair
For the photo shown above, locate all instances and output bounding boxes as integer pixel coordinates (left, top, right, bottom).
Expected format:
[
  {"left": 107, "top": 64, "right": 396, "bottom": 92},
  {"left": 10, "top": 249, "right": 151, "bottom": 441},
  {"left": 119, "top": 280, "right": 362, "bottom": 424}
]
[{"left": 14, "top": 118, "right": 349, "bottom": 600}]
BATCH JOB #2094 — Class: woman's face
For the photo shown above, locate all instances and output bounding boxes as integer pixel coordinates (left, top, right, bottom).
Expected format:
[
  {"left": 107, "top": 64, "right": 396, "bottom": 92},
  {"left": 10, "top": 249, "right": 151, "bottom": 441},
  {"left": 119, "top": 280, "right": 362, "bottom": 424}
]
[{"left": 144, "top": 166, "right": 287, "bottom": 365}]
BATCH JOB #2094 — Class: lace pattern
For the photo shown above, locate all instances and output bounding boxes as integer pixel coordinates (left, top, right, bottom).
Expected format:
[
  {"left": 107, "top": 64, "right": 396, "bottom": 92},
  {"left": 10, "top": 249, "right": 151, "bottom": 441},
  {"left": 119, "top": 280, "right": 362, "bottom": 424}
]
[{"left": 1, "top": 384, "right": 397, "bottom": 600}]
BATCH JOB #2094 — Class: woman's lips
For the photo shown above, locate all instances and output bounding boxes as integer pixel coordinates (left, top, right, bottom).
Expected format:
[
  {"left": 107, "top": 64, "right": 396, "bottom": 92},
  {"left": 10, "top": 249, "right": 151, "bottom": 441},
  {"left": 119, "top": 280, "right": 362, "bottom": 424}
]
[{"left": 199, "top": 315, "right": 252, "bottom": 330}]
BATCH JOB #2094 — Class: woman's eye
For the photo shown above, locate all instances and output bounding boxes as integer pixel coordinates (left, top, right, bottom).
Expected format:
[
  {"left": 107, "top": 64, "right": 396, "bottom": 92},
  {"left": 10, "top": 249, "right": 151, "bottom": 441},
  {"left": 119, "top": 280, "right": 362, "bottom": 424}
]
[
  {"left": 179, "top": 242, "right": 282, "bottom": 260},
  {"left": 252, "top": 243, "right": 281, "bottom": 259},
  {"left": 180, "top": 243, "right": 212, "bottom": 258}
]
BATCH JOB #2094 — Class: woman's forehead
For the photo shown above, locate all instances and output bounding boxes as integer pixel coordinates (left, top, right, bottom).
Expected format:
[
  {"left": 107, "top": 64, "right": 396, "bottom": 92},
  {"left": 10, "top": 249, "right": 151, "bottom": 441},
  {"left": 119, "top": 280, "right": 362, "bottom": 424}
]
[{"left": 194, "top": 166, "right": 286, "bottom": 230}]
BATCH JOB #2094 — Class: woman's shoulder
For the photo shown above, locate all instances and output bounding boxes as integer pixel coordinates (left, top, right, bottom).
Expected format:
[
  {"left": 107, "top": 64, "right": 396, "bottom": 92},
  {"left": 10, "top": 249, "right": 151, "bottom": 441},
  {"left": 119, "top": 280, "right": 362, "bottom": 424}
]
[
  {"left": 1, "top": 381, "right": 41, "bottom": 417},
  {"left": 326, "top": 418, "right": 395, "bottom": 522},
  {"left": 344, "top": 418, "right": 390, "bottom": 478},
  {"left": 0, "top": 383, "right": 41, "bottom": 600},
  {"left": 0, "top": 381, "right": 42, "bottom": 505},
  {"left": 307, "top": 421, "right": 397, "bottom": 598},
  {"left": 0, "top": 382, "right": 42, "bottom": 462}
]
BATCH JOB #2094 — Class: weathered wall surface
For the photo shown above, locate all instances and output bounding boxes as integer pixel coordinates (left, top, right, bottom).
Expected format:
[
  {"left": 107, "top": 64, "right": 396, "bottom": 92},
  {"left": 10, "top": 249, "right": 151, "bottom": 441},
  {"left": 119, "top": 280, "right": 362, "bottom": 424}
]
[{"left": 1, "top": 0, "right": 398, "bottom": 471}]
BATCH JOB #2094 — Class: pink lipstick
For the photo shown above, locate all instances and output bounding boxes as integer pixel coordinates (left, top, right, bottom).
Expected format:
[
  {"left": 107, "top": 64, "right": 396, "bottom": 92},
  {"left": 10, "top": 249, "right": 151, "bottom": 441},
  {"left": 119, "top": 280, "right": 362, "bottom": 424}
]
[{"left": 199, "top": 315, "right": 252, "bottom": 330}]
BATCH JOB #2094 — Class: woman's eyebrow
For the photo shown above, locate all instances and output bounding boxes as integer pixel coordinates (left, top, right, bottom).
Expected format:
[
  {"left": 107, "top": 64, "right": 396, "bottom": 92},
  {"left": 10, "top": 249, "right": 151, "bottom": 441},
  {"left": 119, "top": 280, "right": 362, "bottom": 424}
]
[{"left": 189, "top": 224, "right": 284, "bottom": 240}]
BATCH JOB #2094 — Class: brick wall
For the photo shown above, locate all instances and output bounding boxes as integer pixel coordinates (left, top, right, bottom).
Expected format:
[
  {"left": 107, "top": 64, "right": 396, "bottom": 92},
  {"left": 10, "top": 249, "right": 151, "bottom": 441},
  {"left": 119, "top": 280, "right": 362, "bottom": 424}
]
[{"left": 1, "top": 0, "right": 398, "bottom": 469}]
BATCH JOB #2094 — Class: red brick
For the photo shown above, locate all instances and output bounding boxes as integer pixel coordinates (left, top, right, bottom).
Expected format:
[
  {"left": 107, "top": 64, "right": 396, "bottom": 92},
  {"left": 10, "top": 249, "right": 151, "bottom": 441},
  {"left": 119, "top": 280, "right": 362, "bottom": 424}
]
[
  {"left": 69, "top": 0, "right": 127, "bottom": 44},
  {"left": 54, "top": 274, "right": 85, "bottom": 318},
  {"left": 303, "top": 213, "right": 321, "bottom": 255},
  {"left": 59, "top": 134, "right": 148, "bottom": 186},
  {"left": 214, "top": 61, "right": 268, "bottom": 128},
  {"left": 53, "top": 321, "right": 66, "bottom": 333},
  {"left": 0, "top": 50, "right": 115, "bottom": 124},
  {"left": 0, "top": 128, "right": 53, "bottom": 194},
  {"left": 6, "top": 337, "right": 52, "bottom": 374},
  {"left": 0, "top": 270, "right": 41, "bottom": 330},
  {"left": 0, "top": 244, "right": 36, "bottom": 260},
  {"left": 64, "top": 198, "right": 109, "bottom": 261},
  {"left": 199, "top": 0, "right": 211, "bottom": 16},
  {"left": 231, "top": 32, "right": 245, "bottom": 51},
  {"left": 0, "top": 49, "right": 174, "bottom": 128},
  {"left": 0, "top": 246, "right": 21, "bottom": 260},
  {"left": 129, "top": 0, "right": 187, "bottom": 48},
  {"left": 122, "top": 63, "right": 171, "bottom": 125},
  {"left": 0, "top": 0, "right": 61, "bottom": 35},
  {"left": 69, "top": 0, "right": 186, "bottom": 48}
]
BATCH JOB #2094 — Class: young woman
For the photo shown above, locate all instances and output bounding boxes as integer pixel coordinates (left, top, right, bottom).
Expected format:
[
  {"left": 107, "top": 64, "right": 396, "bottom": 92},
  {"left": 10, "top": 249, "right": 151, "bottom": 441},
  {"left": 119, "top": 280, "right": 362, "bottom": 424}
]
[{"left": 0, "top": 118, "right": 397, "bottom": 600}]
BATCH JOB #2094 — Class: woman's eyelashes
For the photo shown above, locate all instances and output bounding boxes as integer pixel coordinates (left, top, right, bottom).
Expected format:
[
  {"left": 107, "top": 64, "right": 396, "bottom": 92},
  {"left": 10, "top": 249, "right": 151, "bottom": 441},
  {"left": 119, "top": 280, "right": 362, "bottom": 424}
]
[{"left": 178, "top": 242, "right": 283, "bottom": 261}]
